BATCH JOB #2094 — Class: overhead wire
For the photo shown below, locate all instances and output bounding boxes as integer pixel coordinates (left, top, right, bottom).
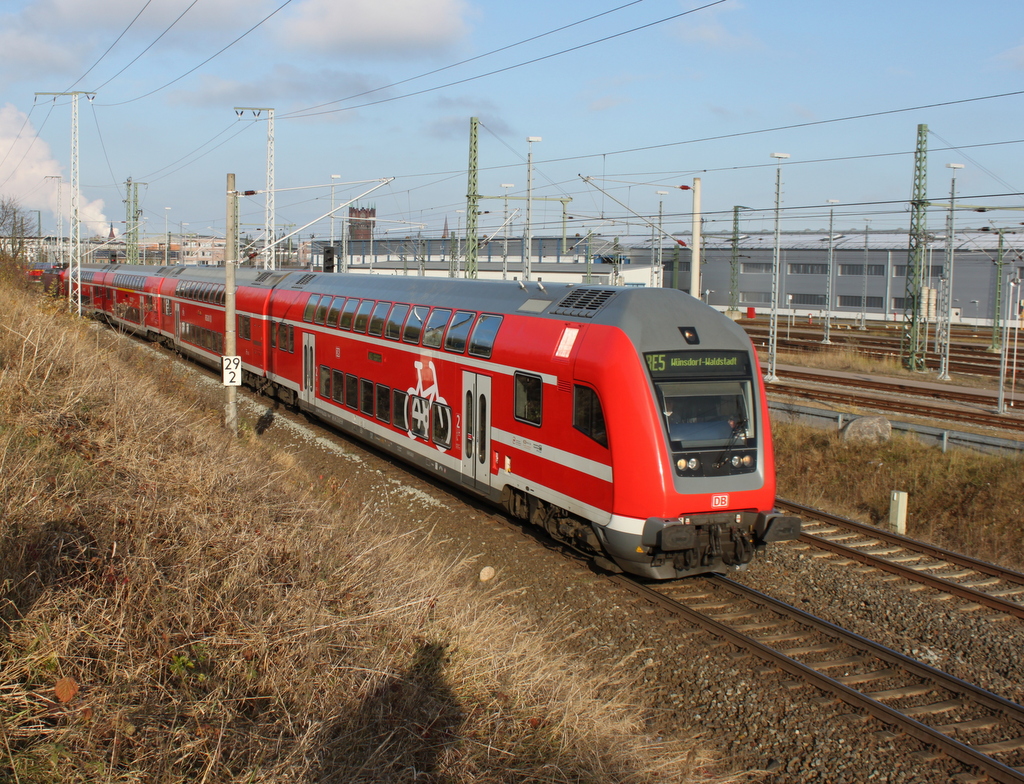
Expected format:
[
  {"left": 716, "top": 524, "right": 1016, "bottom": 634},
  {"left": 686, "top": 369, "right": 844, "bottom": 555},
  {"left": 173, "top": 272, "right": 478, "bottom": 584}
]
[{"left": 64, "top": 0, "right": 156, "bottom": 93}]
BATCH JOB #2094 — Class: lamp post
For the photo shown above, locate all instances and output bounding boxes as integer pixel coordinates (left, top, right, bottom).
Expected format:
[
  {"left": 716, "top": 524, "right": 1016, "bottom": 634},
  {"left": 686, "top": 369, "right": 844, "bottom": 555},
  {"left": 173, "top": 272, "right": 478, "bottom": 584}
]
[
  {"left": 998, "top": 274, "right": 1020, "bottom": 414},
  {"left": 501, "top": 183, "right": 514, "bottom": 280},
  {"left": 766, "top": 152, "right": 789, "bottom": 383},
  {"left": 330, "top": 174, "right": 341, "bottom": 250},
  {"left": 823, "top": 199, "right": 839, "bottom": 344},
  {"left": 655, "top": 191, "right": 669, "bottom": 288},
  {"left": 937, "top": 163, "right": 963, "bottom": 381},
  {"left": 164, "top": 207, "right": 171, "bottom": 265},
  {"left": 525, "top": 136, "right": 541, "bottom": 281}
]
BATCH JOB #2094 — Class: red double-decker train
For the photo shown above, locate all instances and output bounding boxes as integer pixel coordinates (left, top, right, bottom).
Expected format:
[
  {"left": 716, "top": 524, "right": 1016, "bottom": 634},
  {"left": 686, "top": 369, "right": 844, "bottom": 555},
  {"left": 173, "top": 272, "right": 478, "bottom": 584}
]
[{"left": 60, "top": 262, "right": 799, "bottom": 579}]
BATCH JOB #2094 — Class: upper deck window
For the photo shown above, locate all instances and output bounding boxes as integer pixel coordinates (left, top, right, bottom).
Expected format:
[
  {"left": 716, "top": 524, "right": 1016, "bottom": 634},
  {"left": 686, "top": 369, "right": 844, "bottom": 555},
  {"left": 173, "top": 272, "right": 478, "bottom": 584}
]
[
  {"left": 422, "top": 309, "right": 452, "bottom": 349},
  {"left": 468, "top": 315, "right": 503, "bottom": 359},
  {"left": 444, "top": 311, "right": 475, "bottom": 353}
]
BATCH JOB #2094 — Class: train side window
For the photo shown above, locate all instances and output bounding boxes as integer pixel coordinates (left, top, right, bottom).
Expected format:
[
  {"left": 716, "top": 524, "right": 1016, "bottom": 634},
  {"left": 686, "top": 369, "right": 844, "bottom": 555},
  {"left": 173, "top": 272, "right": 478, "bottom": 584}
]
[
  {"left": 319, "top": 365, "right": 331, "bottom": 398},
  {"left": 286, "top": 324, "right": 295, "bottom": 353},
  {"left": 431, "top": 402, "right": 453, "bottom": 449},
  {"left": 332, "top": 370, "right": 344, "bottom": 403},
  {"left": 368, "top": 301, "right": 391, "bottom": 336},
  {"left": 163, "top": 298, "right": 172, "bottom": 316},
  {"left": 422, "top": 309, "right": 451, "bottom": 349},
  {"left": 360, "top": 378, "right": 374, "bottom": 416},
  {"left": 444, "top": 311, "right": 475, "bottom": 353},
  {"left": 410, "top": 396, "right": 429, "bottom": 438},
  {"left": 393, "top": 390, "right": 408, "bottom": 431},
  {"left": 314, "top": 296, "right": 330, "bottom": 325},
  {"left": 385, "top": 304, "right": 410, "bottom": 339},
  {"left": 238, "top": 315, "right": 251, "bottom": 341},
  {"left": 376, "top": 384, "right": 391, "bottom": 423},
  {"left": 345, "top": 374, "right": 358, "bottom": 408},
  {"left": 326, "top": 297, "right": 345, "bottom": 328},
  {"left": 270, "top": 321, "right": 277, "bottom": 349},
  {"left": 353, "top": 300, "right": 375, "bottom": 333},
  {"left": 573, "top": 385, "right": 608, "bottom": 448},
  {"left": 339, "top": 298, "right": 359, "bottom": 330},
  {"left": 402, "top": 306, "right": 428, "bottom": 344},
  {"left": 514, "top": 372, "right": 542, "bottom": 427},
  {"left": 468, "top": 314, "right": 503, "bottom": 358},
  {"left": 303, "top": 295, "right": 319, "bottom": 323},
  {"left": 277, "top": 322, "right": 288, "bottom": 350}
]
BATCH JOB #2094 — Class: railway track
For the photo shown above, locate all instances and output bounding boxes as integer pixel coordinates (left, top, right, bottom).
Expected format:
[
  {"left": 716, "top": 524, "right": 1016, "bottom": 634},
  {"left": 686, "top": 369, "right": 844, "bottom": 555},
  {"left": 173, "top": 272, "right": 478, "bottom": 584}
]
[
  {"left": 777, "top": 499, "right": 1024, "bottom": 623},
  {"left": 615, "top": 573, "right": 1024, "bottom": 782},
  {"left": 764, "top": 368, "right": 1024, "bottom": 433}
]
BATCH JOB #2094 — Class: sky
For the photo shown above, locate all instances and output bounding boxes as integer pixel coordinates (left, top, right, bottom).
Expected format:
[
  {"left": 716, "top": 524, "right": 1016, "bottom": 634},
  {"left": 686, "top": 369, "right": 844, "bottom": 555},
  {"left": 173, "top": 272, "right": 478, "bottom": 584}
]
[{"left": 1, "top": 0, "right": 1023, "bottom": 249}]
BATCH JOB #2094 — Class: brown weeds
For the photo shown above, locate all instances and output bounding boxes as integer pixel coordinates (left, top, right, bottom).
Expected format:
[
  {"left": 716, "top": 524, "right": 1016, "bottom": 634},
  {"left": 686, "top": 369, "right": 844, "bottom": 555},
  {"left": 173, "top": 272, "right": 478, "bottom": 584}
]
[{"left": 0, "top": 285, "right": 724, "bottom": 782}]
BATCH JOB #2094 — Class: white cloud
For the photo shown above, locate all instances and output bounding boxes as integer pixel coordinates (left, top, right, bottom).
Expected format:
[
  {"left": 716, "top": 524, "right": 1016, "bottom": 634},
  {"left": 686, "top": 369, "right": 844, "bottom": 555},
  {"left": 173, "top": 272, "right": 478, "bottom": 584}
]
[
  {"left": 0, "top": 103, "right": 108, "bottom": 236},
  {"left": 996, "top": 42, "right": 1024, "bottom": 70},
  {"left": 278, "top": 0, "right": 471, "bottom": 57}
]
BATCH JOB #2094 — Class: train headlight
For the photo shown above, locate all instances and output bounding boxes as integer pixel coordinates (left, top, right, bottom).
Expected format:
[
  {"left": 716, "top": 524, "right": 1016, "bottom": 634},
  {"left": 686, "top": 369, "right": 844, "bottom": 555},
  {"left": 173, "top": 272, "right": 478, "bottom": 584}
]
[
  {"left": 679, "top": 457, "right": 699, "bottom": 471},
  {"left": 742, "top": 454, "right": 753, "bottom": 467},
  {"left": 730, "top": 455, "right": 742, "bottom": 468}
]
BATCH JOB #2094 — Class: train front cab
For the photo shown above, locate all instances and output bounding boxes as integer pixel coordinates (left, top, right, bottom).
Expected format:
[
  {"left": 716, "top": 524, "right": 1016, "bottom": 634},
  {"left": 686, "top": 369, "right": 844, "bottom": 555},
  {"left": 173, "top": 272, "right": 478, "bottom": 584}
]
[{"left": 581, "top": 327, "right": 800, "bottom": 580}]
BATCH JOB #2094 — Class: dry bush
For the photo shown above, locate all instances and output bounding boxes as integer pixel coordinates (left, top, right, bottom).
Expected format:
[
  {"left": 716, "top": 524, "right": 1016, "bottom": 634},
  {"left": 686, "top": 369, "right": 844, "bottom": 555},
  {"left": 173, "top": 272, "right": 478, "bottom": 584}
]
[
  {"left": 773, "top": 421, "right": 1024, "bottom": 570},
  {"left": 0, "top": 287, "right": 728, "bottom": 783}
]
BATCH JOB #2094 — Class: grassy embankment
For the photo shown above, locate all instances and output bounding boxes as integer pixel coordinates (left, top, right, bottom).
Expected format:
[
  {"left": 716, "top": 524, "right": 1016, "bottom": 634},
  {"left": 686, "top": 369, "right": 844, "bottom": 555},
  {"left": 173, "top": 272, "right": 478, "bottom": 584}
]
[{"left": 0, "top": 277, "right": 726, "bottom": 782}]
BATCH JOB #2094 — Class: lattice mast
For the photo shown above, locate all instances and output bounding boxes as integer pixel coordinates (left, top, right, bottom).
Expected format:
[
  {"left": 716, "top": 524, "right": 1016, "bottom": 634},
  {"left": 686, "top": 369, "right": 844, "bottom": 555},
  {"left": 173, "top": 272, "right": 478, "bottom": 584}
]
[
  {"left": 902, "top": 123, "right": 929, "bottom": 371},
  {"left": 465, "top": 117, "right": 479, "bottom": 278}
]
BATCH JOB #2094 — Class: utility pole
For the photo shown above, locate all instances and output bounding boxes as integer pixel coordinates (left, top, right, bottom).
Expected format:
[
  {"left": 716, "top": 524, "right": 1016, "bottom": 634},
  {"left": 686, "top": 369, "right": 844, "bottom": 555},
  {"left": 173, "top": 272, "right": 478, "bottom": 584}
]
[
  {"left": 990, "top": 230, "right": 1006, "bottom": 352},
  {"left": 524, "top": 136, "right": 542, "bottom": 280},
  {"left": 234, "top": 107, "right": 275, "bottom": 268},
  {"left": 823, "top": 200, "right": 838, "bottom": 344},
  {"left": 123, "top": 178, "right": 144, "bottom": 264},
  {"left": 937, "top": 164, "right": 963, "bottom": 380},
  {"left": 766, "top": 153, "right": 790, "bottom": 383},
  {"left": 36, "top": 91, "right": 93, "bottom": 313},
  {"left": 689, "top": 177, "right": 702, "bottom": 297},
  {"left": 224, "top": 173, "right": 239, "bottom": 436},
  {"left": 903, "top": 123, "right": 929, "bottom": 371},
  {"left": 729, "top": 205, "right": 750, "bottom": 312},
  {"left": 45, "top": 176, "right": 64, "bottom": 268},
  {"left": 465, "top": 117, "right": 480, "bottom": 279}
]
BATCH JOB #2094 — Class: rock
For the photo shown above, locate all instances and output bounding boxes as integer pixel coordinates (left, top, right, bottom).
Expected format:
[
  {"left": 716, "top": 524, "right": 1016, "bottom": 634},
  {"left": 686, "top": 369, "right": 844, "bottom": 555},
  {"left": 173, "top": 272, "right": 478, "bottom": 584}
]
[
  {"left": 479, "top": 566, "right": 496, "bottom": 582},
  {"left": 840, "top": 415, "right": 892, "bottom": 445}
]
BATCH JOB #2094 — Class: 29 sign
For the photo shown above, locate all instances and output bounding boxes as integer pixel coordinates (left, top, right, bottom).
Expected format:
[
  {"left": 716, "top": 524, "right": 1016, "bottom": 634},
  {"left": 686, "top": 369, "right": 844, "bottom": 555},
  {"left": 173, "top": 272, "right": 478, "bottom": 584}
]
[{"left": 222, "top": 355, "right": 242, "bottom": 386}]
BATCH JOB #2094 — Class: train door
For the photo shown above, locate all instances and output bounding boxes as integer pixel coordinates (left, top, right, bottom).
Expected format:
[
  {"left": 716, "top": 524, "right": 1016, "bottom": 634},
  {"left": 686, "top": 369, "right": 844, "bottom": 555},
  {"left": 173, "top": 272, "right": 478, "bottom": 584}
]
[
  {"left": 174, "top": 301, "right": 181, "bottom": 343},
  {"left": 461, "top": 372, "right": 493, "bottom": 492},
  {"left": 301, "top": 332, "right": 316, "bottom": 408}
]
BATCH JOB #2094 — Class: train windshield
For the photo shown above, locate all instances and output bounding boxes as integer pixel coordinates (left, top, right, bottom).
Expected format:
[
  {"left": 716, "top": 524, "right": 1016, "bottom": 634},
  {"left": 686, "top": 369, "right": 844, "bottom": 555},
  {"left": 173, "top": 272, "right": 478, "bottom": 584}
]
[{"left": 657, "top": 380, "right": 754, "bottom": 449}]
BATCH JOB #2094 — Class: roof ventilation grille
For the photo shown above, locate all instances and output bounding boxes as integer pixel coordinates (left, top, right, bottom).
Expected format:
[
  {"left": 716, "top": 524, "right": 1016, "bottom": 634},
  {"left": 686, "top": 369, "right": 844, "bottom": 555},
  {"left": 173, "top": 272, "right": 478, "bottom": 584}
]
[{"left": 550, "top": 288, "right": 616, "bottom": 318}]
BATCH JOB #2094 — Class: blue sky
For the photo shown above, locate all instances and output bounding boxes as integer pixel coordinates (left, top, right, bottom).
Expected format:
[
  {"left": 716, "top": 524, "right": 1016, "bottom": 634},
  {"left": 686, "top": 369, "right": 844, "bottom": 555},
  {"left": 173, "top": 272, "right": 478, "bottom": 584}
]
[{"left": 1, "top": 0, "right": 1022, "bottom": 247}]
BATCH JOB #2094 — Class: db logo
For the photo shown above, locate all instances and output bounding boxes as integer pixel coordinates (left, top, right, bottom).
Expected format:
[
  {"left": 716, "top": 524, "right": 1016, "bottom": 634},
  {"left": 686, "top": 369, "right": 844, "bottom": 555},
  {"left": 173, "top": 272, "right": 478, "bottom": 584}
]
[{"left": 711, "top": 494, "right": 729, "bottom": 508}]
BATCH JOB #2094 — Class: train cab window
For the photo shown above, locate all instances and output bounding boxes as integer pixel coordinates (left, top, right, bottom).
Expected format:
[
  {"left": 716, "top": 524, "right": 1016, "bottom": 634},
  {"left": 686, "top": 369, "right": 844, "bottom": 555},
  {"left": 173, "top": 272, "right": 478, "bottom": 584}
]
[
  {"left": 393, "top": 390, "right": 409, "bottom": 431},
  {"left": 444, "top": 311, "right": 475, "bottom": 353},
  {"left": 345, "top": 374, "right": 358, "bottom": 409},
  {"left": 368, "top": 301, "right": 391, "bottom": 336},
  {"left": 326, "top": 298, "right": 345, "bottom": 328},
  {"left": 573, "top": 385, "right": 608, "bottom": 448},
  {"left": 314, "top": 296, "right": 331, "bottom": 325},
  {"left": 238, "top": 315, "right": 251, "bottom": 341},
  {"left": 360, "top": 379, "right": 374, "bottom": 416},
  {"left": 376, "top": 384, "right": 391, "bottom": 423},
  {"left": 468, "top": 314, "right": 503, "bottom": 358},
  {"left": 402, "top": 306, "right": 428, "bottom": 344},
  {"left": 303, "top": 295, "right": 320, "bottom": 323},
  {"left": 385, "top": 304, "right": 410, "bottom": 339},
  {"left": 422, "top": 309, "right": 452, "bottom": 349},
  {"left": 353, "top": 300, "right": 375, "bottom": 333},
  {"left": 331, "top": 370, "right": 344, "bottom": 403},
  {"left": 319, "top": 365, "right": 331, "bottom": 398},
  {"left": 431, "top": 402, "right": 453, "bottom": 449},
  {"left": 660, "top": 380, "right": 754, "bottom": 449},
  {"left": 514, "top": 372, "right": 543, "bottom": 427},
  {"left": 339, "top": 298, "right": 359, "bottom": 330}
]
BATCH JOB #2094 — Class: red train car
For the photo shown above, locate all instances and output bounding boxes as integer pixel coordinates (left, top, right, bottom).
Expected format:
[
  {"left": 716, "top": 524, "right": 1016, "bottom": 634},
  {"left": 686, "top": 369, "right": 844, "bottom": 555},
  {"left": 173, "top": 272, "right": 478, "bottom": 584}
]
[{"left": 65, "top": 263, "right": 800, "bottom": 579}]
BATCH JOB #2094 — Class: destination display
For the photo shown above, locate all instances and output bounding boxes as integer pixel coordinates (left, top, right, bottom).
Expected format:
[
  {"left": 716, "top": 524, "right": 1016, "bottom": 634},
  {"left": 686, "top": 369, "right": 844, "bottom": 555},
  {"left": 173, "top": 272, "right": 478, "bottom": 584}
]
[{"left": 643, "top": 350, "right": 750, "bottom": 379}]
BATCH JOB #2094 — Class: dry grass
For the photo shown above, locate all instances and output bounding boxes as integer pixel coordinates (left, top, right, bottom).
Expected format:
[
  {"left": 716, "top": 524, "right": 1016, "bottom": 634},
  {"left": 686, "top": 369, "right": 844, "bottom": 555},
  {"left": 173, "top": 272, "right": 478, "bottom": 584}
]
[
  {"left": 0, "top": 279, "right": 730, "bottom": 782},
  {"left": 773, "top": 422, "right": 1024, "bottom": 571}
]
